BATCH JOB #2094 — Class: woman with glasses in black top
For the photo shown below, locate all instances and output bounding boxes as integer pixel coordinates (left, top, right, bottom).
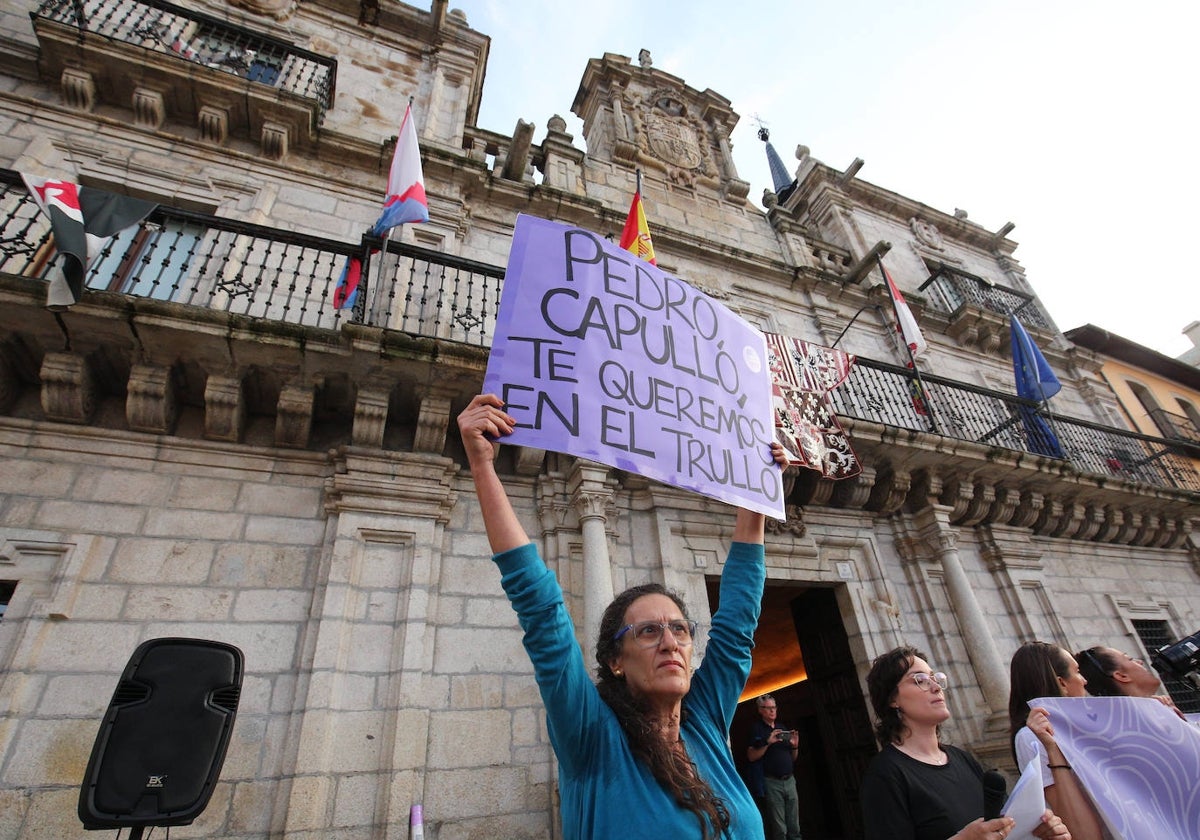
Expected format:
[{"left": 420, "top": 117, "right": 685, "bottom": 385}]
[{"left": 860, "top": 646, "right": 1071, "bottom": 840}]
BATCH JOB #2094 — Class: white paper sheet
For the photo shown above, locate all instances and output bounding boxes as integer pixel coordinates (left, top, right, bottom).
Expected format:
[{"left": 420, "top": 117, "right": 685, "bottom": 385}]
[{"left": 1002, "top": 757, "right": 1047, "bottom": 839}]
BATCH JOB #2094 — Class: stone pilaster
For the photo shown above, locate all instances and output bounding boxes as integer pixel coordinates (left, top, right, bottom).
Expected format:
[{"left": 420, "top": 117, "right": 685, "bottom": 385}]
[
  {"left": 352, "top": 389, "right": 390, "bottom": 448},
  {"left": 40, "top": 351, "right": 95, "bottom": 424},
  {"left": 61, "top": 68, "right": 94, "bottom": 111},
  {"left": 198, "top": 105, "right": 229, "bottom": 145},
  {"left": 917, "top": 505, "right": 1008, "bottom": 716},
  {"left": 132, "top": 87, "right": 164, "bottom": 129},
  {"left": 568, "top": 460, "right": 616, "bottom": 648},
  {"left": 0, "top": 347, "right": 18, "bottom": 413},
  {"left": 126, "top": 363, "right": 177, "bottom": 434},
  {"left": 275, "top": 383, "right": 314, "bottom": 448},
  {"left": 412, "top": 384, "right": 455, "bottom": 454},
  {"left": 204, "top": 374, "right": 245, "bottom": 442},
  {"left": 261, "top": 121, "right": 289, "bottom": 160}
]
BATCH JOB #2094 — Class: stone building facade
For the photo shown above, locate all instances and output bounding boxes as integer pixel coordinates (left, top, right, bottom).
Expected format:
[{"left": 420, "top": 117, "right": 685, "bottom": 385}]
[{"left": 0, "top": 1, "right": 1197, "bottom": 839}]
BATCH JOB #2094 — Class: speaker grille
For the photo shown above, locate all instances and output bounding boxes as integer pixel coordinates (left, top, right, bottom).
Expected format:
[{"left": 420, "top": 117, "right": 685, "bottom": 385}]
[
  {"left": 210, "top": 686, "right": 241, "bottom": 713},
  {"left": 112, "top": 680, "right": 151, "bottom": 706}
]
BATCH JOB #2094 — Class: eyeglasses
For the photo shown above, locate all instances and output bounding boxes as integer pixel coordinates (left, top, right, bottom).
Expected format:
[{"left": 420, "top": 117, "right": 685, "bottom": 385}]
[
  {"left": 614, "top": 619, "right": 699, "bottom": 648},
  {"left": 909, "top": 672, "right": 949, "bottom": 692}
]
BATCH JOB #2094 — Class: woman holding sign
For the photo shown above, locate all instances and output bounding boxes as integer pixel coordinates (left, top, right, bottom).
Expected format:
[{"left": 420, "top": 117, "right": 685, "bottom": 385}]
[
  {"left": 1074, "top": 645, "right": 1187, "bottom": 719},
  {"left": 1007, "top": 642, "right": 1109, "bottom": 840},
  {"left": 860, "top": 645, "right": 1071, "bottom": 840},
  {"left": 457, "top": 393, "right": 786, "bottom": 840}
]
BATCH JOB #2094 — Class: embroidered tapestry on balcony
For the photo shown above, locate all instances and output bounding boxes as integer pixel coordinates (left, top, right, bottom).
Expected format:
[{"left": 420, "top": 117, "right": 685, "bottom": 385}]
[{"left": 765, "top": 331, "right": 861, "bottom": 479}]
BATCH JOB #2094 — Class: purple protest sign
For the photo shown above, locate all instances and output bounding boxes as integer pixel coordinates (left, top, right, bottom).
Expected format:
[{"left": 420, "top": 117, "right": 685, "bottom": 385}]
[
  {"left": 484, "top": 215, "right": 783, "bottom": 519},
  {"left": 1033, "top": 696, "right": 1200, "bottom": 839}
]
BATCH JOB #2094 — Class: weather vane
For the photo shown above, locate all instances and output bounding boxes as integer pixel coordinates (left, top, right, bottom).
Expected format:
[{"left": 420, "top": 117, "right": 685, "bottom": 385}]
[{"left": 751, "top": 113, "right": 770, "bottom": 142}]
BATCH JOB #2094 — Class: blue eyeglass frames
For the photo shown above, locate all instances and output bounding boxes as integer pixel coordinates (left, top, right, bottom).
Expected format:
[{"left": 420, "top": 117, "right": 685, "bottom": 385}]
[{"left": 613, "top": 619, "right": 699, "bottom": 647}]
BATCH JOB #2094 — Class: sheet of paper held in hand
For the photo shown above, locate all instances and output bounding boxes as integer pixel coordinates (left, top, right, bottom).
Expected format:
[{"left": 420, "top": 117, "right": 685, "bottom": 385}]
[
  {"left": 1002, "top": 757, "right": 1047, "bottom": 840},
  {"left": 484, "top": 214, "right": 784, "bottom": 519}
]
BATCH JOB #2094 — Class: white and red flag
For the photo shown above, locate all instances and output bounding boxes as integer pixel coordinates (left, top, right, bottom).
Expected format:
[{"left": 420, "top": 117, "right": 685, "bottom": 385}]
[
  {"left": 882, "top": 265, "right": 927, "bottom": 362},
  {"left": 335, "top": 101, "right": 429, "bottom": 310},
  {"left": 22, "top": 174, "right": 157, "bottom": 310}
]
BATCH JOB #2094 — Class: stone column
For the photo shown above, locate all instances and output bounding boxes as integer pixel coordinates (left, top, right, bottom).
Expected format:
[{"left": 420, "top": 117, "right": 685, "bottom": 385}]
[
  {"left": 918, "top": 506, "right": 1008, "bottom": 715},
  {"left": 568, "top": 460, "right": 615, "bottom": 646}
]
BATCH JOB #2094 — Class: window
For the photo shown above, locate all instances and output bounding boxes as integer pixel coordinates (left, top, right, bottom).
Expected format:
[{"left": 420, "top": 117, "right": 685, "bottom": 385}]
[
  {"left": 246, "top": 58, "right": 282, "bottom": 85},
  {"left": 86, "top": 218, "right": 206, "bottom": 301},
  {"left": 0, "top": 580, "right": 14, "bottom": 621},
  {"left": 1132, "top": 618, "right": 1200, "bottom": 713},
  {"left": 1174, "top": 398, "right": 1200, "bottom": 443},
  {"left": 1126, "top": 381, "right": 1170, "bottom": 437}
]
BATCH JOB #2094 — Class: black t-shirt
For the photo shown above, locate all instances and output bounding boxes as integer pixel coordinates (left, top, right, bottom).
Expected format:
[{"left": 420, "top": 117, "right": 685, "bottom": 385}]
[
  {"left": 750, "top": 718, "right": 795, "bottom": 778},
  {"left": 860, "top": 743, "right": 985, "bottom": 840}
]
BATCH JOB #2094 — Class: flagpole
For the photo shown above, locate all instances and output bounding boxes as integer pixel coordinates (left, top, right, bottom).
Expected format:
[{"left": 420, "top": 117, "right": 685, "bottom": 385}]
[
  {"left": 876, "top": 255, "right": 940, "bottom": 434},
  {"left": 830, "top": 304, "right": 885, "bottom": 349}
]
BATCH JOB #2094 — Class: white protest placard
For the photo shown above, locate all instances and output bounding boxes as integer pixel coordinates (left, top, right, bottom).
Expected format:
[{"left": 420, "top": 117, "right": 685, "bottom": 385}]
[{"left": 484, "top": 215, "right": 784, "bottom": 518}]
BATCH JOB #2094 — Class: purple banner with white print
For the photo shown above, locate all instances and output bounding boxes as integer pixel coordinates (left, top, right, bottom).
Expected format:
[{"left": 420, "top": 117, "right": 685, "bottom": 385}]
[
  {"left": 484, "top": 215, "right": 783, "bottom": 519},
  {"left": 1033, "top": 696, "right": 1200, "bottom": 839}
]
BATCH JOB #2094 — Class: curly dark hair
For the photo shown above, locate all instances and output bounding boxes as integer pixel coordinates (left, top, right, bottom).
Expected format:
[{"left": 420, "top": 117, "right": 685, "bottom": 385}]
[
  {"left": 866, "top": 645, "right": 926, "bottom": 748},
  {"left": 594, "top": 582, "right": 729, "bottom": 840},
  {"left": 1007, "top": 642, "right": 1072, "bottom": 763},
  {"left": 1074, "top": 647, "right": 1122, "bottom": 696}
]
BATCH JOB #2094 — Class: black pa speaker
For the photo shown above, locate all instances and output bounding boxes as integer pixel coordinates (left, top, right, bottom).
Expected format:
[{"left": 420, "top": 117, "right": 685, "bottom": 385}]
[{"left": 78, "top": 637, "right": 244, "bottom": 830}]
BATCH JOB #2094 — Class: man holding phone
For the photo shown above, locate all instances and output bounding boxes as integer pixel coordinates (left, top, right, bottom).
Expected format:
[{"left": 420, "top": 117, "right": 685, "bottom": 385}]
[{"left": 747, "top": 693, "right": 803, "bottom": 840}]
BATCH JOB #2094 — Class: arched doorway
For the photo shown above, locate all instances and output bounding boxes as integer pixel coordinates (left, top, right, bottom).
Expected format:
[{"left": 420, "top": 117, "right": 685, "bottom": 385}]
[{"left": 711, "top": 582, "right": 876, "bottom": 839}]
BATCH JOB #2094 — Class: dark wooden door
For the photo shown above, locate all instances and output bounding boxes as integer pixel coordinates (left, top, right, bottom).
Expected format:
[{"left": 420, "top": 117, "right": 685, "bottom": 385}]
[{"left": 791, "top": 588, "right": 877, "bottom": 839}]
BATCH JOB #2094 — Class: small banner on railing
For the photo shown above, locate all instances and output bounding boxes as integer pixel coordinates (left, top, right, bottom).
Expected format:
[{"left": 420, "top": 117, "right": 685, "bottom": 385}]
[
  {"left": 21, "top": 173, "right": 156, "bottom": 310},
  {"left": 765, "top": 332, "right": 861, "bottom": 479},
  {"left": 484, "top": 214, "right": 784, "bottom": 519}
]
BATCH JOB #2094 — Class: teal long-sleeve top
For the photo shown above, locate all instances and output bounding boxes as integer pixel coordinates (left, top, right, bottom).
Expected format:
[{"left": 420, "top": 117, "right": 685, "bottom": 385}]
[{"left": 494, "top": 540, "right": 766, "bottom": 840}]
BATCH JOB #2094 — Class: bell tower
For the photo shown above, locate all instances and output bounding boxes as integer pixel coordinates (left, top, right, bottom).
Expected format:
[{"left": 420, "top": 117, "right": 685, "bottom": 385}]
[{"left": 570, "top": 50, "right": 750, "bottom": 203}]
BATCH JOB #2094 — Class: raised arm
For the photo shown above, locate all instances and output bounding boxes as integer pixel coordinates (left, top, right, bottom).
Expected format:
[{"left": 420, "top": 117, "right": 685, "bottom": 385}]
[
  {"left": 732, "top": 442, "right": 788, "bottom": 544},
  {"left": 1025, "top": 707, "right": 1104, "bottom": 840},
  {"left": 457, "top": 393, "right": 529, "bottom": 554}
]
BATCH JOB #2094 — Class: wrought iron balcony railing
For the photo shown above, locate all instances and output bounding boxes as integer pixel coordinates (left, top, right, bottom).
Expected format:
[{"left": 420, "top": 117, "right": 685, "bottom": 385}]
[
  {"left": 921, "top": 263, "right": 1052, "bottom": 329},
  {"left": 0, "top": 169, "right": 1195, "bottom": 493},
  {"left": 1149, "top": 407, "right": 1200, "bottom": 449},
  {"left": 0, "top": 169, "right": 502, "bottom": 342},
  {"left": 833, "top": 357, "right": 1200, "bottom": 492},
  {"left": 32, "top": 0, "right": 336, "bottom": 120}
]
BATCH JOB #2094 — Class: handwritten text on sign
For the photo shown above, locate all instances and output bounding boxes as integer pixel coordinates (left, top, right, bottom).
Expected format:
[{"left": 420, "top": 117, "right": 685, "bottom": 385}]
[{"left": 484, "top": 215, "right": 783, "bottom": 518}]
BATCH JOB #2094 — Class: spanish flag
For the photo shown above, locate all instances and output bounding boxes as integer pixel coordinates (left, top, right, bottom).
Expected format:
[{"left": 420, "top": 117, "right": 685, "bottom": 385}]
[{"left": 618, "top": 174, "right": 656, "bottom": 265}]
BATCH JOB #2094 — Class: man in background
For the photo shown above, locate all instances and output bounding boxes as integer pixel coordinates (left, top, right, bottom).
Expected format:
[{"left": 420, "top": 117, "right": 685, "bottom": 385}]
[{"left": 746, "top": 693, "right": 802, "bottom": 840}]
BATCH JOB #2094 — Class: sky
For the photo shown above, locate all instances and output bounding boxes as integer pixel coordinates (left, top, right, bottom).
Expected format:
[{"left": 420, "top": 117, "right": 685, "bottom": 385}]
[{"left": 421, "top": 0, "right": 1198, "bottom": 359}]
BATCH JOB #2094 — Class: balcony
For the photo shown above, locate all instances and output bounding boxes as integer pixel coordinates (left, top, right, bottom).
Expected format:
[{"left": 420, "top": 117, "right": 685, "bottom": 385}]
[
  {"left": 0, "top": 169, "right": 1197, "bottom": 497},
  {"left": 1149, "top": 407, "right": 1200, "bottom": 455},
  {"left": 920, "top": 263, "right": 1050, "bottom": 326},
  {"left": 0, "top": 169, "right": 501, "bottom": 342},
  {"left": 832, "top": 357, "right": 1200, "bottom": 494},
  {"left": 31, "top": 0, "right": 336, "bottom": 154}
]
